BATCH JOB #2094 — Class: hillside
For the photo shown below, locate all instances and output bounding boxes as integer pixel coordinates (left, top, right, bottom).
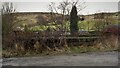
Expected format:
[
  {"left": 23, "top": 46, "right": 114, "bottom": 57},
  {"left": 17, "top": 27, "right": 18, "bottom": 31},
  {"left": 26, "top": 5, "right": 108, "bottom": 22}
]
[
  {"left": 11, "top": 12, "right": 60, "bottom": 27},
  {"left": 79, "top": 12, "right": 118, "bottom": 31},
  {"left": 4, "top": 12, "right": 119, "bottom": 31}
]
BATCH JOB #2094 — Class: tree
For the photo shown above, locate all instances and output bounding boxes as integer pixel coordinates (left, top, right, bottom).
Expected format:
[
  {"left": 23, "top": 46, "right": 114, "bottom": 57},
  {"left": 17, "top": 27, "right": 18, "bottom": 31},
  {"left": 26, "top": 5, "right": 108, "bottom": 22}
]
[
  {"left": 70, "top": 5, "right": 78, "bottom": 35},
  {"left": 1, "top": 2, "right": 15, "bottom": 14},
  {"left": 1, "top": 2, "right": 16, "bottom": 35},
  {"left": 48, "top": 0, "right": 86, "bottom": 32},
  {"left": 48, "top": 0, "right": 86, "bottom": 48}
]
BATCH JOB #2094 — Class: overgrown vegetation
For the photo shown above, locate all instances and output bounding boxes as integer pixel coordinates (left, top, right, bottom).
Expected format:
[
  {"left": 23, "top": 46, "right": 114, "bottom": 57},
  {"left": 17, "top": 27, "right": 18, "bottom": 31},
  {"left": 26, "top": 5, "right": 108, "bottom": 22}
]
[
  {"left": 2, "top": 2, "right": 119, "bottom": 58},
  {"left": 2, "top": 35, "right": 118, "bottom": 58}
]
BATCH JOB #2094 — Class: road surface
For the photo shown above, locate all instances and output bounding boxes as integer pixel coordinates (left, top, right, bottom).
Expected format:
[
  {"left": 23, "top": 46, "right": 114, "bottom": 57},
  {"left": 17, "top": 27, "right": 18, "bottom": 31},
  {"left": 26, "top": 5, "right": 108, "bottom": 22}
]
[{"left": 2, "top": 51, "right": 119, "bottom": 66}]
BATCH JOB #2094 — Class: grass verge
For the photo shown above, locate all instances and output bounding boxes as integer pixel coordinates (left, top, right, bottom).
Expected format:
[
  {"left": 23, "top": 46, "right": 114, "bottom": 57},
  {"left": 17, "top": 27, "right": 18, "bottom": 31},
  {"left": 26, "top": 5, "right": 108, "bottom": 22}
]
[{"left": 2, "top": 44, "right": 118, "bottom": 58}]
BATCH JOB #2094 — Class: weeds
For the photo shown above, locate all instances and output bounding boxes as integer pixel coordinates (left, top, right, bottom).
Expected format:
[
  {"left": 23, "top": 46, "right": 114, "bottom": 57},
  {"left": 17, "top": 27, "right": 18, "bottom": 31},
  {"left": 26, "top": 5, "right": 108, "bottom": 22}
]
[
  {"left": 2, "top": 42, "right": 118, "bottom": 58},
  {"left": 2, "top": 33, "right": 118, "bottom": 58}
]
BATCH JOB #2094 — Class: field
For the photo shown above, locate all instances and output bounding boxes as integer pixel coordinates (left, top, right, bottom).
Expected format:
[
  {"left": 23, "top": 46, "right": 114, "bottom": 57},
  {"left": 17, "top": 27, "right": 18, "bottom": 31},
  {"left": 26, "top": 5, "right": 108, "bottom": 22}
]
[
  {"left": 2, "top": 12, "right": 119, "bottom": 58},
  {"left": 7, "top": 12, "right": 118, "bottom": 32}
]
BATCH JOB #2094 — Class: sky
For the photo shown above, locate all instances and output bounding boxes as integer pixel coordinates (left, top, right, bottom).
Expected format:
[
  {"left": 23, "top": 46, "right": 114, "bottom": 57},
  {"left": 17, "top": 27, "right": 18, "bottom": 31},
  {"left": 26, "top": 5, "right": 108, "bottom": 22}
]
[
  {"left": 0, "top": 0, "right": 119, "bottom": 15},
  {"left": 0, "top": 0, "right": 119, "bottom": 2}
]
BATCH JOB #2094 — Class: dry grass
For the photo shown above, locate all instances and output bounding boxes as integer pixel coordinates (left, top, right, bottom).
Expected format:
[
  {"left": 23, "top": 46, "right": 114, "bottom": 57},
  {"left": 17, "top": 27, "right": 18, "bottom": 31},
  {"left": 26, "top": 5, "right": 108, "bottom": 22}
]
[{"left": 2, "top": 35, "right": 118, "bottom": 58}]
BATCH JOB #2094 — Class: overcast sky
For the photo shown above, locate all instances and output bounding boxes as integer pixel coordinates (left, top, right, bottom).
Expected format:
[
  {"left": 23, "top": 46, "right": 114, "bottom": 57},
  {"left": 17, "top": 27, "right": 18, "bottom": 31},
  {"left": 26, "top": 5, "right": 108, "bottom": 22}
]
[
  {"left": 0, "top": 0, "right": 119, "bottom": 15},
  {"left": 1, "top": 0, "right": 119, "bottom": 2}
]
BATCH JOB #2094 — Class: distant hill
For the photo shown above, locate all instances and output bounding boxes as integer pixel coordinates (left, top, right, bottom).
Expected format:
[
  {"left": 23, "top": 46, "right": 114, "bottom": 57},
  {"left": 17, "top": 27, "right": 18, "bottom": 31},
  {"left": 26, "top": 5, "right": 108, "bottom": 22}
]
[
  {"left": 82, "top": 12, "right": 119, "bottom": 21},
  {"left": 3, "top": 12, "right": 119, "bottom": 31},
  {"left": 10, "top": 12, "right": 63, "bottom": 28},
  {"left": 78, "top": 12, "right": 118, "bottom": 31}
]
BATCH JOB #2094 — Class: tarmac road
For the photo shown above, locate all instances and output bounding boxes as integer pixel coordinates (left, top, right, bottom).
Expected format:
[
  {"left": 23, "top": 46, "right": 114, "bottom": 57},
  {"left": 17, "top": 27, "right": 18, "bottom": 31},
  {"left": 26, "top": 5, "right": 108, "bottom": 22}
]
[{"left": 2, "top": 51, "right": 119, "bottom": 66}]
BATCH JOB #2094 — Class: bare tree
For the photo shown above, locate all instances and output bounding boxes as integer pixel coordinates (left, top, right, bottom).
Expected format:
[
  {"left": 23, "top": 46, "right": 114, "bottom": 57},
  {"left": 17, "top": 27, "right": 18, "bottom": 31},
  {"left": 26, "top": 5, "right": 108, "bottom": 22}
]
[
  {"left": 48, "top": 0, "right": 86, "bottom": 32},
  {"left": 1, "top": 2, "right": 15, "bottom": 14},
  {"left": 1, "top": 2, "right": 16, "bottom": 35},
  {"left": 48, "top": 0, "right": 86, "bottom": 48}
]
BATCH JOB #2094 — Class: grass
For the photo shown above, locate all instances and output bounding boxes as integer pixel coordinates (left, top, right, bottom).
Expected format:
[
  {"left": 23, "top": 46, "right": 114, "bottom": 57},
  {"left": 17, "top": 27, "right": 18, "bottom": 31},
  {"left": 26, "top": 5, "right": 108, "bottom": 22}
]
[
  {"left": 2, "top": 35, "right": 118, "bottom": 58},
  {"left": 2, "top": 43, "right": 118, "bottom": 58}
]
